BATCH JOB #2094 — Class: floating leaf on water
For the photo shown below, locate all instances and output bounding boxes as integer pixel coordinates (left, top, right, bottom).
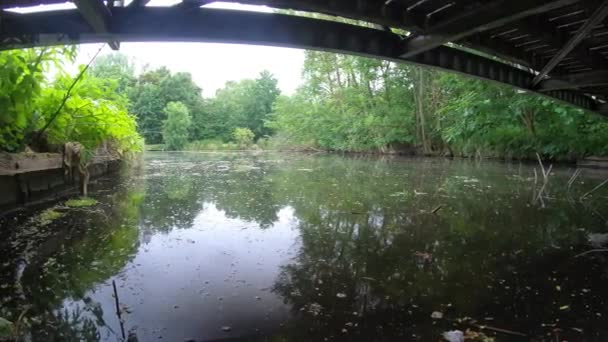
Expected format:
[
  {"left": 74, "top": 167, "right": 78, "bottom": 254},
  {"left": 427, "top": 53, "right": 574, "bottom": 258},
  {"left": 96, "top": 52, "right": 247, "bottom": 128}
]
[
  {"left": 221, "top": 326, "right": 232, "bottom": 332},
  {"left": 559, "top": 305, "right": 570, "bottom": 310},
  {"left": 431, "top": 311, "right": 443, "bottom": 319},
  {"left": 336, "top": 293, "right": 347, "bottom": 298}
]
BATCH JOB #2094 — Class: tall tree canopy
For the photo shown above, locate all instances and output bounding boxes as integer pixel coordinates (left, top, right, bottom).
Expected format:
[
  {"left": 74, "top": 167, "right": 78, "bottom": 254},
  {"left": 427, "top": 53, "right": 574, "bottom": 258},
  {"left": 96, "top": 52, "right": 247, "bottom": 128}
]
[
  {"left": 197, "top": 70, "right": 280, "bottom": 141},
  {"left": 128, "top": 67, "right": 203, "bottom": 144}
]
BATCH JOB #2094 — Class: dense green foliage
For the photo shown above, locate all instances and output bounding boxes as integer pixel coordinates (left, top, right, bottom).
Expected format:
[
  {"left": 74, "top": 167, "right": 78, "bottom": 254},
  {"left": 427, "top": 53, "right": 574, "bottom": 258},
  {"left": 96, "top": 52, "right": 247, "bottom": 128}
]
[
  {"left": 0, "top": 47, "right": 141, "bottom": 155},
  {"left": 2, "top": 46, "right": 606, "bottom": 159},
  {"left": 232, "top": 127, "right": 255, "bottom": 148},
  {"left": 162, "top": 101, "right": 191, "bottom": 150},
  {"left": 269, "top": 51, "right": 608, "bottom": 159},
  {"left": 96, "top": 53, "right": 281, "bottom": 148},
  {"left": 193, "top": 71, "right": 280, "bottom": 142}
]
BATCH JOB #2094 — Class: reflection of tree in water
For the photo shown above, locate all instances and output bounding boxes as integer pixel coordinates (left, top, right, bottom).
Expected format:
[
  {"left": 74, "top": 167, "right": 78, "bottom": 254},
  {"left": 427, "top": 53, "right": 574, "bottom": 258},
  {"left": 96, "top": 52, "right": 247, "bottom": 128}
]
[
  {"left": 31, "top": 301, "right": 104, "bottom": 341},
  {"left": 211, "top": 165, "right": 279, "bottom": 228},
  {"left": 140, "top": 156, "right": 282, "bottom": 231},
  {"left": 270, "top": 157, "right": 608, "bottom": 340},
  {"left": 8, "top": 179, "right": 145, "bottom": 341},
  {"left": 139, "top": 170, "right": 201, "bottom": 232}
]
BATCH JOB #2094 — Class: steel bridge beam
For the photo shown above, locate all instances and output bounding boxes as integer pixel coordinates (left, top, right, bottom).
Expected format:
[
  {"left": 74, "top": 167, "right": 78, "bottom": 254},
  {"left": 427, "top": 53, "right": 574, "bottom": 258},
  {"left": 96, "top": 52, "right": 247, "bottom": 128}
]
[
  {"left": 0, "top": 7, "right": 604, "bottom": 116},
  {"left": 531, "top": 0, "right": 608, "bottom": 85},
  {"left": 73, "top": 0, "right": 119, "bottom": 49},
  {"left": 400, "top": 0, "right": 580, "bottom": 58},
  {"left": 539, "top": 70, "right": 608, "bottom": 91}
]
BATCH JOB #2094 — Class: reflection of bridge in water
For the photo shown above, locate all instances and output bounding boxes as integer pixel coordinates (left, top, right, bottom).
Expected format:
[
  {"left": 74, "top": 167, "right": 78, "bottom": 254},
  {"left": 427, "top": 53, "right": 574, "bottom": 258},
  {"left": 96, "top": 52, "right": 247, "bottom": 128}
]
[{"left": 2, "top": 0, "right": 608, "bottom": 115}]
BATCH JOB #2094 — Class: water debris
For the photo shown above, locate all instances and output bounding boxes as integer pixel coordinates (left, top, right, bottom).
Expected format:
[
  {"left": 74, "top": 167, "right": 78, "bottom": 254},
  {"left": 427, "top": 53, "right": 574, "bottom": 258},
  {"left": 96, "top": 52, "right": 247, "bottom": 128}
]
[
  {"left": 431, "top": 311, "right": 443, "bottom": 319},
  {"left": 588, "top": 233, "right": 608, "bottom": 247},
  {"left": 442, "top": 330, "right": 464, "bottom": 342},
  {"left": 221, "top": 326, "right": 232, "bottom": 332},
  {"left": 431, "top": 205, "right": 443, "bottom": 214},
  {"left": 306, "top": 303, "right": 323, "bottom": 316},
  {"left": 336, "top": 293, "right": 347, "bottom": 299},
  {"left": 574, "top": 248, "right": 608, "bottom": 258},
  {"left": 65, "top": 197, "right": 98, "bottom": 207},
  {"left": 119, "top": 303, "right": 133, "bottom": 314}
]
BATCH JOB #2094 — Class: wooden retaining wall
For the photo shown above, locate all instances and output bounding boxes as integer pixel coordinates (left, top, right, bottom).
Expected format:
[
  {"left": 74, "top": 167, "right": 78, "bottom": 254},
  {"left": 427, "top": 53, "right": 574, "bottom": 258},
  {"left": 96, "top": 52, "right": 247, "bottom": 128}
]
[{"left": 0, "top": 153, "right": 121, "bottom": 210}]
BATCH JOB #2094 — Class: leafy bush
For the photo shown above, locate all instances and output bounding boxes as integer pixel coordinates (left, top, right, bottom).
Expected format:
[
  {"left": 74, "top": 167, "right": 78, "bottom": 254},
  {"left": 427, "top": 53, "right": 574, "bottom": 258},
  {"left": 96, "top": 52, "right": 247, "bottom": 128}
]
[
  {"left": 232, "top": 127, "right": 255, "bottom": 148},
  {"left": 0, "top": 47, "right": 142, "bottom": 157}
]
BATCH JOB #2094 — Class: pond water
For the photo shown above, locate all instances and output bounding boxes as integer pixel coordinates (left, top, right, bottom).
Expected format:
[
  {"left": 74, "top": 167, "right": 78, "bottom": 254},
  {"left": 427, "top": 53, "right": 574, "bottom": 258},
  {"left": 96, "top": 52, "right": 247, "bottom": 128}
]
[{"left": 1, "top": 152, "right": 608, "bottom": 341}]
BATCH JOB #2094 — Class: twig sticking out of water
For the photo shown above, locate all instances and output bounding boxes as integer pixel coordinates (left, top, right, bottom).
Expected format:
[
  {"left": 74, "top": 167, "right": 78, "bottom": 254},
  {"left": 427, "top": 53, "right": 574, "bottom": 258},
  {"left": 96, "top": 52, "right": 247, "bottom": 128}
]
[
  {"left": 574, "top": 248, "right": 608, "bottom": 258},
  {"left": 567, "top": 169, "right": 581, "bottom": 190},
  {"left": 431, "top": 205, "right": 443, "bottom": 214},
  {"left": 446, "top": 318, "right": 527, "bottom": 337},
  {"left": 112, "top": 280, "right": 126, "bottom": 340},
  {"left": 467, "top": 322, "right": 527, "bottom": 337},
  {"left": 533, "top": 153, "right": 553, "bottom": 207},
  {"left": 580, "top": 177, "right": 608, "bottom": 200}
]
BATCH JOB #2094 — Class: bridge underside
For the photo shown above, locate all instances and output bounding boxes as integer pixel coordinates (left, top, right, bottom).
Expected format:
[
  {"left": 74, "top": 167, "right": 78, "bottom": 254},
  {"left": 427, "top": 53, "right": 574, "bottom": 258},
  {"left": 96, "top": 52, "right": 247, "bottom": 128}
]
[{"left": 1, "top": 0, "right": 607, "bottom": 115}]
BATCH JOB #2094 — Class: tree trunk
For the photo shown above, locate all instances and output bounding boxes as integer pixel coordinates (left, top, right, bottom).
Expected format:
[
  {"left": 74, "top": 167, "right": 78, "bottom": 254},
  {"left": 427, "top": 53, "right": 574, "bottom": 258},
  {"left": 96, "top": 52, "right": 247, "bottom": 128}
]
[{"left": 415, "top": 68, "right": 431, "bottom": 154}]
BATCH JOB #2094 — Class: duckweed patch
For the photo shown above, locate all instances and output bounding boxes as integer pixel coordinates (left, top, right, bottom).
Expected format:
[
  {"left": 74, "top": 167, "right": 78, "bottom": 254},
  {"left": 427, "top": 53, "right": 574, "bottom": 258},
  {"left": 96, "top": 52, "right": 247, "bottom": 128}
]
[
  {"left": 65, "top": 197, "right": 98, "bottom": 208},
  {"left": 36, "top": 209, "right": 63, "bottom": 226}
]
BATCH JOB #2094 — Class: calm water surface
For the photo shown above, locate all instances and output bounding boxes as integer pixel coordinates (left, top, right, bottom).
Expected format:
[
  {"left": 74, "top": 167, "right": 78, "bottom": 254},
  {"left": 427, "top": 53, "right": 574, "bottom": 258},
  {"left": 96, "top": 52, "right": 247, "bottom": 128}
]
[{"left": 1, "top": 152, "right": 608, "bottom": 341}]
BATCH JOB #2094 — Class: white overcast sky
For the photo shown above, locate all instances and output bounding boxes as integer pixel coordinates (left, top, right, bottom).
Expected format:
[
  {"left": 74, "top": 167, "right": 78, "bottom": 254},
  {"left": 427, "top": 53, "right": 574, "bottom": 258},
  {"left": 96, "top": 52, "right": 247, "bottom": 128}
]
[{"left": 16, "top": 1, "right": 306, "bottom": 97}]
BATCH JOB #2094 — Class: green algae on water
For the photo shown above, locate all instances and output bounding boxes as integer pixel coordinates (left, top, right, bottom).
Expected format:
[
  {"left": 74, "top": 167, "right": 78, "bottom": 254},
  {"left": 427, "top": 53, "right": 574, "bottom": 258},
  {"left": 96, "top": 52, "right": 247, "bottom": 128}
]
[
  {"left": 36, "top": 209, "right": 63, "bottom": 226},
  {"left": 65, "top": 197, "right": 98, "bottom": 208}
]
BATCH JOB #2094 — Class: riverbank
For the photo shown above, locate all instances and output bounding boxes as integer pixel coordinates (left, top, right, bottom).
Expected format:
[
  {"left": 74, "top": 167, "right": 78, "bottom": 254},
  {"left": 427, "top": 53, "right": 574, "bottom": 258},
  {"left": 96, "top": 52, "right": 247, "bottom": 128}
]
[
  {"left": 146, "top": 143, "right": 608, "bottom": 169},
  {"left": 0, "top": 151, "right": 128, "bottom": 212}
]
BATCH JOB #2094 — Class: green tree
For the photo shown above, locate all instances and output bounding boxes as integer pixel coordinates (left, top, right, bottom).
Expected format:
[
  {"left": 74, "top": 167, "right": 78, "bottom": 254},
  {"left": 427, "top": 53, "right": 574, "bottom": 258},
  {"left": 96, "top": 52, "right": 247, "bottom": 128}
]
[
  {"left": 162, "top": 101, "right": 191, "bottom": 150},
  {"left": 194, "top": 71, "right": 280, "bottom": 142},
  {"left": 89, "top": 52, "right": 135, "bottom": 94},
  {"left": 269, "top": 50, "right": 608, "bottom": 159},
  {"left": 232, "top": 127, "right": 255, "bottom": 147},
  {"left": 129, "top": 67, "right": 203, "bottom": 144}
]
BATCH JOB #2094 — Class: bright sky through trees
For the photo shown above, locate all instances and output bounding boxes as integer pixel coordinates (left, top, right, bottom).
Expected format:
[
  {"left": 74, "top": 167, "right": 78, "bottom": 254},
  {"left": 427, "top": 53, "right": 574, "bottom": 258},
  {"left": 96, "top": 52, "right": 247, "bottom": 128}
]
[{"left": 10, "top": 1, "right": 305, "bottom": 97}]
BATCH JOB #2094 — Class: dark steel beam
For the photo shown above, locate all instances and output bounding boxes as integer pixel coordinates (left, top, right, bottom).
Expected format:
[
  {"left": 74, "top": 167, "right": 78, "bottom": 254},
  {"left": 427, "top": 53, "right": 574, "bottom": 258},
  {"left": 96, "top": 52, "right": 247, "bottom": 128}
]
[
  {"left": 0, "top": 7, "right": 603, "bottom": 115},
  {"left": 173, "top": 0, "right": 210, "bottom": 9},
  {"left": 245, "top": 0, "right": 424, "bottom": 31},
  {"left": 400, "top": 0, "right": 580, "bottom": 58},
  {"left": 127, "top": 0, "right": 150, "bottom": 7},
  {"left": 73, "top": 0, "right": 119, "bottom": 49},
  {"left": 531, "top": 0, "right": 608, "bottom": 86},
  {"left": 516, "top": 17, "right": 607, "bottom": 73},
  {"left": 539, "top": 70, "right": 608, "bottom": 91}
]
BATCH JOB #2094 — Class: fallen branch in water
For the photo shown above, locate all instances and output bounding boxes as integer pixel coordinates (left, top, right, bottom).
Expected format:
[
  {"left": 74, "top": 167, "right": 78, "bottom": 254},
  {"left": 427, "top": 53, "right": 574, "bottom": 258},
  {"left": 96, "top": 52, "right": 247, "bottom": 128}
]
[
  {"left": 112, "top": 280, "right": 126, "bottom": 340},
  {"left": 447, "top": 318, "right": 527, "bottom": 337},
  {"left": 467, "top": 322, "right": 527, "bottom": 337},
  {"left": 567, "top": 169, "right": 581, "bottom": 191},
  {"left": 580, "top": 177, "right": 608, "bottom": 200},
  {"left": 574, "top": 248, "right": 608, "bottom": 258},
  {"left": 431, "top": 205, "right": 443, "bottom": 214},
  {"left": 533, "top": 153, "right": 552, "bottom": 207}
]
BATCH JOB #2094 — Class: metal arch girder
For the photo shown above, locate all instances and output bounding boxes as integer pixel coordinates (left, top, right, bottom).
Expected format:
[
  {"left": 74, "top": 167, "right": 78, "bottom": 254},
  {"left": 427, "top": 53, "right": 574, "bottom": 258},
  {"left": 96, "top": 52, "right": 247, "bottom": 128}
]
[{"left": 0, "top": 7, "right": 604, "bottom": 116}]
